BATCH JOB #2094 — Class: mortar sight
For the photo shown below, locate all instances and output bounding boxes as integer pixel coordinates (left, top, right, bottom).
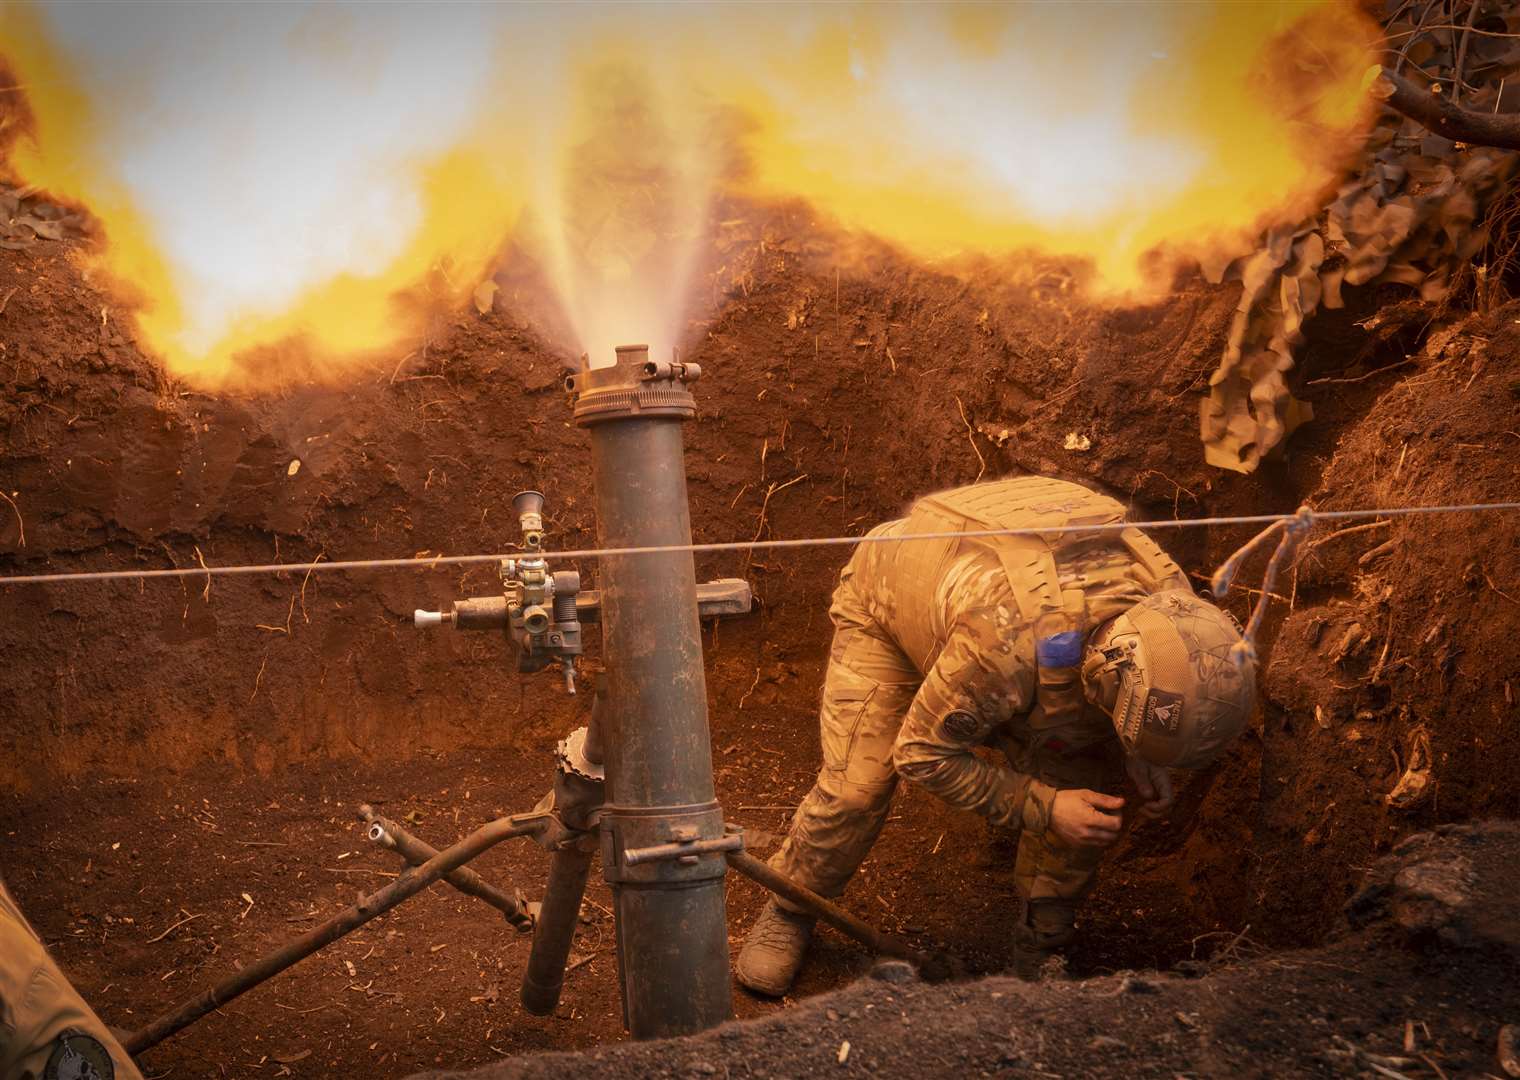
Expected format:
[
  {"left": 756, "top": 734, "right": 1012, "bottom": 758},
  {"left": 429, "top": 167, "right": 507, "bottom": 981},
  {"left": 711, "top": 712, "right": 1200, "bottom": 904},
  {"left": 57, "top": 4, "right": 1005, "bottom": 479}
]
[
  {"left": 521, "top": 604, "right": 551, "bottom": 635},
  {"left": 512, "top": 490, "right": 545, "bottom": 548}
]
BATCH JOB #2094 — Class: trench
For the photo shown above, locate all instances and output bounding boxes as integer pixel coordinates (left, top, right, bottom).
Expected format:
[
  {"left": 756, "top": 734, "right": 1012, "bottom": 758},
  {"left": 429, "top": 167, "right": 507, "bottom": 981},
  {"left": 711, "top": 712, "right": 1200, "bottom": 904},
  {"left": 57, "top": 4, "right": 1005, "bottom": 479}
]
[{"left": 3, "top": 214, "right": 1518, "bottom": 1076}]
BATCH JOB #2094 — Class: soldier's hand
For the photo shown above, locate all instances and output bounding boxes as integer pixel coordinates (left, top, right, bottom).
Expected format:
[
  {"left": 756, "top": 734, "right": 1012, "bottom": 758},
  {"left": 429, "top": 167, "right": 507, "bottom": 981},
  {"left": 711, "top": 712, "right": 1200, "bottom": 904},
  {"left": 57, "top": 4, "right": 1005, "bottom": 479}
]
[
  {"left": 1049, "top": 789, "right": 1125, "bottom": 848},
  {"left": 1124, "top": 754, "right": 1174, "bottom": 822}
]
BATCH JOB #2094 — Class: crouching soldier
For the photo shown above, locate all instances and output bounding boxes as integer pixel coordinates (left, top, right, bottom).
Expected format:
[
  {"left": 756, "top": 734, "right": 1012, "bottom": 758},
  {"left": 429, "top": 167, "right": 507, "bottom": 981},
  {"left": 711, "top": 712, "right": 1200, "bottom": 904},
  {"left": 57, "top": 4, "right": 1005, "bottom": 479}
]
[
  {"left": 1, "top": 877, "right": 142, "bottom": 1079},
  {"left": 735, "top": 476, "right": 1256, "bottom": 996}
]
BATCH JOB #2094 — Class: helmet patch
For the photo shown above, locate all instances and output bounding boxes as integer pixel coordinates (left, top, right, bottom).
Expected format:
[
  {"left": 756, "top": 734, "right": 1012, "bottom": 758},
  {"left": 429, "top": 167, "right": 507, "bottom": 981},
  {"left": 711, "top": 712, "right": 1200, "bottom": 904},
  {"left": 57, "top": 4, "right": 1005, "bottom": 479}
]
[{"left": 1143, "top": 690, "right": 1184, "bottom": 734}]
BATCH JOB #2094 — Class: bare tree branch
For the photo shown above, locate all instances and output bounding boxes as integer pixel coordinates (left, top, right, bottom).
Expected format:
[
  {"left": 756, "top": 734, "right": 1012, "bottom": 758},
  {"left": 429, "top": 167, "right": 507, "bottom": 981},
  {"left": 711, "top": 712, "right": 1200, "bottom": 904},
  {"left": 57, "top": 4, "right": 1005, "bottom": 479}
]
[
  {"left": 1450, "top": 0, "right": 1481, "bottom": 105},
  {"left": 1372, "top": 66, "right": 1520, "bottom": 152}
]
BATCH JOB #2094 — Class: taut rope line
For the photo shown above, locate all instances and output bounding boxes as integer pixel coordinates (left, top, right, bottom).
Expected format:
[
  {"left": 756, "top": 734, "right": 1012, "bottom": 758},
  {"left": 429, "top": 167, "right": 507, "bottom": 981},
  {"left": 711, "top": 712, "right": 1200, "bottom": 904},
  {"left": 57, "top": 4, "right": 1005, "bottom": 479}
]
[{"left": 0, "top": 500, "right": 1516, "bottom": 588}]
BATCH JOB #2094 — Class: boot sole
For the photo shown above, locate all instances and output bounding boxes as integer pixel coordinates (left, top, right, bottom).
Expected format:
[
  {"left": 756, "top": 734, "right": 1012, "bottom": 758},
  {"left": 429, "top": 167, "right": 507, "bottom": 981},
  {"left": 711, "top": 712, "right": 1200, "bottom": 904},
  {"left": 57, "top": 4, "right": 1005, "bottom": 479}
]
[{"left": 734, "top": 962, "right": 795, "bottom": 998}]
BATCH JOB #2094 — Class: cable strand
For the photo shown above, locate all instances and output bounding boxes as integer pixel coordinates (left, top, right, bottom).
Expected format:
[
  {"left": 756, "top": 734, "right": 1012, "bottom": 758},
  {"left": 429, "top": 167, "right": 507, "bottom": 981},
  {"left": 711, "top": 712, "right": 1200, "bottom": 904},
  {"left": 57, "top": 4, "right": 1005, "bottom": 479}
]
[{"left": 0, "top": 500, "right": 1516, "bottom": 588}]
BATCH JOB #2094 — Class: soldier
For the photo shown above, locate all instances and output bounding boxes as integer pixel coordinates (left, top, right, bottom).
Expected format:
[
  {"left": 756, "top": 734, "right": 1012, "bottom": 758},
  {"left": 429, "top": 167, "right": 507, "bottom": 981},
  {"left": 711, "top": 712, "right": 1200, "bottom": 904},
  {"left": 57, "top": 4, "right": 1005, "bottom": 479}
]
[
  {"left": 735, "top": 476, "right": 1256, "bottom": 996},
  {"left": 1, "top": 877, "right": 142, "bottom": 1079}
]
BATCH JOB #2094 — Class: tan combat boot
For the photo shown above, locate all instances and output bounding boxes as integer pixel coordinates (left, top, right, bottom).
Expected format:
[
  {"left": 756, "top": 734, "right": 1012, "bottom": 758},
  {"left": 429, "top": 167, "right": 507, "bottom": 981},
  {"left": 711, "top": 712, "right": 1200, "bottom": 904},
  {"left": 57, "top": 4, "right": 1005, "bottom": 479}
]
[
  {"left": 1012, "top": 899, "right": 1076, "bottom": 980},
  {"left": 735, "top": 899, "right": 816, "bottom": 996}
]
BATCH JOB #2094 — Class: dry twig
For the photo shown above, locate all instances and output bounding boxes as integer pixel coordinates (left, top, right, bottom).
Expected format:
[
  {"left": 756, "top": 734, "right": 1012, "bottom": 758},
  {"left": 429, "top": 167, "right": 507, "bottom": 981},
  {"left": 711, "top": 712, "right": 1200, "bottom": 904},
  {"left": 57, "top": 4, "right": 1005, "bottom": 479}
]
[
  {"left": 298, "top": 553, "right": 324, "bottom": 624},
  {"left": 1381, "top": 22, "right": 1520, "bottom": 43},
  {"left": 1482, "top": 569, "right": 1520, "bottom": 605},
  {"left": 1307, "top": 359, "right": 1416, "bottom": 386},
  {"left": 274, "top": 1001, "right": 348, "bottom": 1016},
  {"left": 954, "top": 395, "right": 987, "bottom": 482},
  {"left": 1417, "top": 1052, "right": 1449, "bottom": 1080},
  {"left": 193, "top": 545, "right": 211, "bottom": 603},
  {"left": 738, "top": 667, "right": 762, "bottom": 711},
  {"left": 1372, "top": 66, "right": 1520, "bottom": 151},
  {"left": 248, "top": 654, "right": 267, "bottom": 704},
  {"left": 1358, "top": 537, "right": 1399, "bottom": 567},
  {"left": 0, "top": 490, "right": 23, "bottom": 547},
  {"left": 1451, "top": 0, "right": 1481, "bottom": 105},
  {"left": 1020, "top": 378, "right": 1083, "bottom": 423},
  {"left": 1369, "top": 611, "right": 1395, "bottom": 685},
  {"left": 1306, "top": 519, "right": 1391, "bottom": 553},
  {"left": 565, "top": 953, "right": 598, "bottom": 974},
  {"left": 147, "top": 912, "right": 203, "bottom": 944},
  {"left": 324, "top": 867, "right": 399, "bottom": 879}
]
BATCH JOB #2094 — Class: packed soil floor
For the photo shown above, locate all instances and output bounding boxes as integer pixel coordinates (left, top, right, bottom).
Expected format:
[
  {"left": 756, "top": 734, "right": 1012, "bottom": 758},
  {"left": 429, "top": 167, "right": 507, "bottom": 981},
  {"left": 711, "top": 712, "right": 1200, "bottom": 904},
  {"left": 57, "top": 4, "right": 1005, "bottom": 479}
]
[
  {"left": 1, "top": 198, "right": 1517, "bottom": 1077},
  {"left": 425, "top": 821, "right": 1520, "bottom": 1080}
]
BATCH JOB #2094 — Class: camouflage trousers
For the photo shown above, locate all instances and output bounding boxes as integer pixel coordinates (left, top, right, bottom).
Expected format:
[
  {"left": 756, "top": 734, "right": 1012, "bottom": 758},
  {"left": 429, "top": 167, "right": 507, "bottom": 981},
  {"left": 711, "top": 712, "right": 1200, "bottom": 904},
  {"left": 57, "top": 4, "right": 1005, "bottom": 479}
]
[{"left": 769, "top": 540, "right": 1122, "bottom": 932}]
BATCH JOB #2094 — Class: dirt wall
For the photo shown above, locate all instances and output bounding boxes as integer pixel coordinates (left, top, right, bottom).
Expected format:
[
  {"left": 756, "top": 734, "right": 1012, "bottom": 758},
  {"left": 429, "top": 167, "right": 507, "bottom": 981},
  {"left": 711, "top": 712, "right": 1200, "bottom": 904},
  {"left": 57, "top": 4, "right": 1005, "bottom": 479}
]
[{"left": 0, "top": 200, "right": 1289, "bottom": 792}]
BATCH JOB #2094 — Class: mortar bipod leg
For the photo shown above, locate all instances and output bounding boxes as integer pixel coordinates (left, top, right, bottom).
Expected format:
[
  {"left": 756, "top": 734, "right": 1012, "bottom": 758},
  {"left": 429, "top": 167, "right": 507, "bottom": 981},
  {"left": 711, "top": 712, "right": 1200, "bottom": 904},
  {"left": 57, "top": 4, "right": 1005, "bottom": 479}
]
[
  {"left": 520, "top": 682, "right": 608, "bottom": 1016},
  {"left": 724, "top": 849, "right": 944, "bottom": 975},
  {"left": 125, "top": 814, "right": 542, "bottom": 1057},
  {"left": 358, "top": 805, "right": 535, "bottom": 931},
  {"left": 520, "top": 843, "right": 596, "bottom": 1015}
]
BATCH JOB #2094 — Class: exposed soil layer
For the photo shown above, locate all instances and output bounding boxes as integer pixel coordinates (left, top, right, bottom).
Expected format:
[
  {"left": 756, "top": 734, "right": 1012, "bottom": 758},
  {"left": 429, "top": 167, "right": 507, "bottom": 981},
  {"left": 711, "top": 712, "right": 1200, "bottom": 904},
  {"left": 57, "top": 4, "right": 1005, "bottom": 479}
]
[
  {"left": 1, "top": 202, "right": 1517, "bottom": 1077},
  {"left": 418, "top": 821, "right": 1520, "bottom": 1080}
]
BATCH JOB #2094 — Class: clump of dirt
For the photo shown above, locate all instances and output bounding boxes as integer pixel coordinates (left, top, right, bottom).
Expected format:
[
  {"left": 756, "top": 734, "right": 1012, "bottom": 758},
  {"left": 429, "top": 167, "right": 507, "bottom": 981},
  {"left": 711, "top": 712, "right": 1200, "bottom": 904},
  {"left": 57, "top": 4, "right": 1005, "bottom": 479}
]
[{"left": 0, "top": 197, "right": 1516, "bottom": 1077}]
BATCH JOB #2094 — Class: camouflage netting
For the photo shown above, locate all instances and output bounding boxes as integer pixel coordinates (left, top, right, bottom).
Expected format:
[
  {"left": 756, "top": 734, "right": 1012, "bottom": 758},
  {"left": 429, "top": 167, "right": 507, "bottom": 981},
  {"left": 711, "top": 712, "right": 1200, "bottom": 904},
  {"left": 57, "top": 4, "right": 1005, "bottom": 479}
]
[
  {"left": 0, "top": 183, "right": 87, "bottom": 251},
  {"left": 1199, "top": 0, "right": 1520, "bottom": 473}
]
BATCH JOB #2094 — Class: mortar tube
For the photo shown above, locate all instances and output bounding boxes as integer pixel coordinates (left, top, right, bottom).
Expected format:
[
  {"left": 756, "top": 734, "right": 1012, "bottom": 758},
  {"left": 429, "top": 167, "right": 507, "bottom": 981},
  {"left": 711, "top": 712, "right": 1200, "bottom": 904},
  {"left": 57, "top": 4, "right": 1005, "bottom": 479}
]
[{"left": 572, "top": 345, "right": 732, "bottom": 1038}]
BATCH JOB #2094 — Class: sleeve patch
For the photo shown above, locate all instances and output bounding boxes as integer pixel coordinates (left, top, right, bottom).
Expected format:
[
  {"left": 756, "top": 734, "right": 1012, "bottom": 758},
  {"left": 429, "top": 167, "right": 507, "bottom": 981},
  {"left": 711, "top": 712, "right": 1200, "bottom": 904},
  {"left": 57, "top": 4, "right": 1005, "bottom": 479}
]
[
  {"left": 940, "top": 710, "right": 984, "bottom": 741},
  {"left": 45, "top": 1031, "right": 115, "bottom": 1080}
]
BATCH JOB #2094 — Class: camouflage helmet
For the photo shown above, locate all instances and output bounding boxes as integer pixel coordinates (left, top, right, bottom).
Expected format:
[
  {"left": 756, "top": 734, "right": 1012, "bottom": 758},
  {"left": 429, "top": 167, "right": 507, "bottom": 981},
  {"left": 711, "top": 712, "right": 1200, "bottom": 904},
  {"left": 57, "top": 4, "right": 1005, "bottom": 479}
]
[{"left": 1080, "top": 589, "right": 1255, "bottom": 768}]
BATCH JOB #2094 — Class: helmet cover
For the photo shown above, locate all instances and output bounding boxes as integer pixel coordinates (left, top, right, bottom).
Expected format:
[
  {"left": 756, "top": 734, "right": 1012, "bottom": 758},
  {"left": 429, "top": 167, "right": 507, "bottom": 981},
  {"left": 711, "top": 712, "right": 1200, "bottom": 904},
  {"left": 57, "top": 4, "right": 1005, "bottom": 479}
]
[{"left": 1082, "top": 589, "right": 1255, "bottom": 768}]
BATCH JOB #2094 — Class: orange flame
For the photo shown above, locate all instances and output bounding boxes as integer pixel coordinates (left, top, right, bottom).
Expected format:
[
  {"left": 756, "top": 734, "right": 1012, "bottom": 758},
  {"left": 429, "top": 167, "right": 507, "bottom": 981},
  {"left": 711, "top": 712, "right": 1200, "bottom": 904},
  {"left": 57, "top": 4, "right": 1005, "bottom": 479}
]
[
  {"left": 0, "top": 1, "right": 1376, "bottom": 388},
  {"left": 720, "top": 2, "right": 1376, "bottom": 289}
]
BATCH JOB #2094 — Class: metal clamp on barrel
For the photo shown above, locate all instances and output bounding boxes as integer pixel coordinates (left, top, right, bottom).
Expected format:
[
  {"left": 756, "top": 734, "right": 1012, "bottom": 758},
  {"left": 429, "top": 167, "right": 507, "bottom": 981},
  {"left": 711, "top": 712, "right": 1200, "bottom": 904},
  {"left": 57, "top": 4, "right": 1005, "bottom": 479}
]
[
  {"left": 600, "top": 803, "right": 729, "bottom": 884},
  {"left": 624, "top": 829, "right": 745, "bottom": 867}
]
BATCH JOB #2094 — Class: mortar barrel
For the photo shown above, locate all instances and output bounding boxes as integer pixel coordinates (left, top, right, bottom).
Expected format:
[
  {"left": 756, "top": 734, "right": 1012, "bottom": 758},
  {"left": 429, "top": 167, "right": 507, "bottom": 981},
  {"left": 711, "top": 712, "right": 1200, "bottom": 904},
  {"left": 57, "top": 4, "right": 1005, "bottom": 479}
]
[{"left": 572, "top": 343, "right": 732, "bottom": 1038}]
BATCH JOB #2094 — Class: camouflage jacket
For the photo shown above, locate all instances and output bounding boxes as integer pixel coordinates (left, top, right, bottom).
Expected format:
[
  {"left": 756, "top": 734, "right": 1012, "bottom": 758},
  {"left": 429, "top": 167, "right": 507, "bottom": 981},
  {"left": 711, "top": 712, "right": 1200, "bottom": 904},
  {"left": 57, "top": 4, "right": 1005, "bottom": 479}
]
[{"left": 858, "top": 477, "right": 1187, "bottom": 832}]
